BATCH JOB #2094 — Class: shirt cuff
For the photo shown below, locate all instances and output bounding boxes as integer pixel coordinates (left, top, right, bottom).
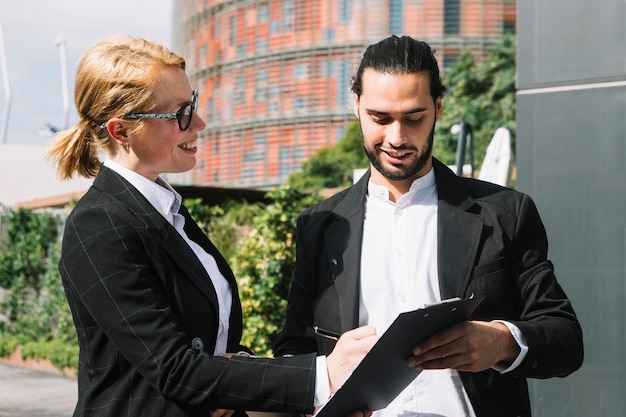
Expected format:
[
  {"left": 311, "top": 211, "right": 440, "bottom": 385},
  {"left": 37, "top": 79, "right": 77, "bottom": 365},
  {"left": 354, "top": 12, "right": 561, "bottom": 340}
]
[
  {"left": 314, "top": 355, "right": 331, "bottom": 407},
  {"left": 491, "top": 320, "right": 529, "bottom": 373}
]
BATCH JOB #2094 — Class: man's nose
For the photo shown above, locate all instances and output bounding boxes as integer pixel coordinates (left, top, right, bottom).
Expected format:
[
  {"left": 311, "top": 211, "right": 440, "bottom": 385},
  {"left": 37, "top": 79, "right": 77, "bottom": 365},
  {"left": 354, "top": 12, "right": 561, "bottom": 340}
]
[{"left": 386, "top": 121, "right": 407, "bottom": 146}]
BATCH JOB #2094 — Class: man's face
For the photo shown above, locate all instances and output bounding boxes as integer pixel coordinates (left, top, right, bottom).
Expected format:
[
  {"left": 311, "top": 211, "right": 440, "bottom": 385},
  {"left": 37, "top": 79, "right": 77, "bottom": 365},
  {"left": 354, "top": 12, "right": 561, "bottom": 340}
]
[{"left": 355, "top": 69, "right": 442, "bottom": 187}]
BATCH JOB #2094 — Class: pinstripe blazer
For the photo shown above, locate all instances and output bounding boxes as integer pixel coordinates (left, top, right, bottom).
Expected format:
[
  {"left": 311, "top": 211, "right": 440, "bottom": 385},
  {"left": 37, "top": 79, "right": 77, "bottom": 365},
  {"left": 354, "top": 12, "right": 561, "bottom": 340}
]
[
  {"left": 275, "top": 158, "right": 583, "bottom": 417},
  {"left": 60, "top": 165, "right": 316, "bottom": 417}
]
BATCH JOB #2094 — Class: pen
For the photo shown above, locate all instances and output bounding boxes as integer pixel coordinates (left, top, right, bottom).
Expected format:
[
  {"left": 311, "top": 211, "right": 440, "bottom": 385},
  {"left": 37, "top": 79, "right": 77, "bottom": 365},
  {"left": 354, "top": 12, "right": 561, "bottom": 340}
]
[{"left": 313, "top": 326, "right": 341, "bottom": 341}]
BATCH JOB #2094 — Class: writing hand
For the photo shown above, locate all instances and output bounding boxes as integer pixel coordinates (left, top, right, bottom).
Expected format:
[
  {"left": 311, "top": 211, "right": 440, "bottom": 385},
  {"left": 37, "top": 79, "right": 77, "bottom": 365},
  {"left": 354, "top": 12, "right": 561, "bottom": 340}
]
[
  {"left": 326, "top": 326, "right": 378, "bottom": 394},
  {"left": 406, "top": 321, "right": 520, "bottom": 372}
]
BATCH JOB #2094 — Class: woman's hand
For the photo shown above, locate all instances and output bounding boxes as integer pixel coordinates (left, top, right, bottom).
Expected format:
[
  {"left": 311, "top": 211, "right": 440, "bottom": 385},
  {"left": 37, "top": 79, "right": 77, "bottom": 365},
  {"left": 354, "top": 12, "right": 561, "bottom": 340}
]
[{"left": 325, "top": 326, "right": 378, "bottom": 394}]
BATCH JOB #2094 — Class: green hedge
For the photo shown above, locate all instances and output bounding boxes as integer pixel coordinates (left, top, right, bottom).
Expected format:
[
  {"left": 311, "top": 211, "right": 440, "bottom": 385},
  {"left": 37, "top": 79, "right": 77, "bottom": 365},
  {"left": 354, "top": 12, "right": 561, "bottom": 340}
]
[{"left": 0, "top": 185, "right": 321, "bottom": 372}]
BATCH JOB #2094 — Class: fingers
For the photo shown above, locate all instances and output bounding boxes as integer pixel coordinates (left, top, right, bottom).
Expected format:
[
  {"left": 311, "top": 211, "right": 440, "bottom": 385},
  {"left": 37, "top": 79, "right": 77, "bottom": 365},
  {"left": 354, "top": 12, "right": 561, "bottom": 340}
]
[
  {"left": 406, "top": 321, "right": 517, "bottom": 372},
  {"left": 347, "top": 408, "right": 373, "bottom": 417},
  {"left": 326, "top": 326, "right": 378, "bottom": 394},
  {"left": 341, "top": 325, "right": 377, "bottom": 340},
  {"left": 211, "top": 409, "right": 235, "bottom": 417}
]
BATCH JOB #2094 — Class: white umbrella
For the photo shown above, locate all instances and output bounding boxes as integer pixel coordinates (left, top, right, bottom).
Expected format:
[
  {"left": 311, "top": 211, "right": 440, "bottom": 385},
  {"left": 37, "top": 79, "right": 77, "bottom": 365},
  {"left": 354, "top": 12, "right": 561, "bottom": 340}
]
[{"left": 477, "top": 127, "right": 512, "bottom": 186}]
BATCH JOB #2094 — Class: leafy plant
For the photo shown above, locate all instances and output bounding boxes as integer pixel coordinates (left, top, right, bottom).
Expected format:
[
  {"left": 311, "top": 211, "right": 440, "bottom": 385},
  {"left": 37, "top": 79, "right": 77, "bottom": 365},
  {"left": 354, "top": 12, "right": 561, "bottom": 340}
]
[
  {"left": 229, "top": 185, "right": 322, "bottom": 356},
  {"left": 435, "top": 34, "right": 517, "bottom": 167},
  {"left": 0, "top": 208, "right": 77, "bottom": 371}
]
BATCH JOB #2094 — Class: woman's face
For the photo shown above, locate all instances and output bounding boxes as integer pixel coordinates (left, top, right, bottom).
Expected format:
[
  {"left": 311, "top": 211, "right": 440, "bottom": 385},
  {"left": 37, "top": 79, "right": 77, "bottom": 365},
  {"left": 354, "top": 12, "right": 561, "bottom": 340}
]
[{"left": 113, "top": 67, "right": 206, "bottom": 181}]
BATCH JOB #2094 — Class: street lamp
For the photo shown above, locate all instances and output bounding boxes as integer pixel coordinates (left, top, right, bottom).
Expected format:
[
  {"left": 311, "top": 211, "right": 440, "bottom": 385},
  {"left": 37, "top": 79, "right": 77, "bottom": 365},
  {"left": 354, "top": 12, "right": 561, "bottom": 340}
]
[
  {"left": 55, "top": 31, "right": 69, "bottom": 130},
  {"left": 0, "top": 17, "right": 11, "bottom": 144}
]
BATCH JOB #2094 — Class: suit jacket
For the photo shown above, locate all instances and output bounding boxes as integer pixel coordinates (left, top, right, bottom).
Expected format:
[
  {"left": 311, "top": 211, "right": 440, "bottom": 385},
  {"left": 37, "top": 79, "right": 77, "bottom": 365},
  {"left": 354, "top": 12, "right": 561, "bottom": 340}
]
[
  {"left": 60, "top": 165, "right": 316, "bottom": 417},
  {"left": 275, "top": 158, "right": 583, "bottom": 417}
]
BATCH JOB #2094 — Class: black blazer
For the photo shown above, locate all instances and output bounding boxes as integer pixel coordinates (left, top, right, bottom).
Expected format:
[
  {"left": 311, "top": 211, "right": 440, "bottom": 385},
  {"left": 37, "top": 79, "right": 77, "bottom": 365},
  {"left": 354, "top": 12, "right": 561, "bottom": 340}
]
[
  {"left": 275, "top": 158, "right": 583, "bottom": 417},
  {"left": 60, "top": 165, "right": 316, "bottom": 417}
]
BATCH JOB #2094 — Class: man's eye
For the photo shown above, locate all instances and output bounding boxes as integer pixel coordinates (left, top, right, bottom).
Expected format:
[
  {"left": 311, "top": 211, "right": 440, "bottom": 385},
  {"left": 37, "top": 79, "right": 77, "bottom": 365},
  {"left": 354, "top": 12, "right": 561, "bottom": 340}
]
[
  {"left": 406, "top": 118, "right": 423, "bottom": 124},
  {"left": 372, "top": 117, "right": 389, "bottom": 125}
]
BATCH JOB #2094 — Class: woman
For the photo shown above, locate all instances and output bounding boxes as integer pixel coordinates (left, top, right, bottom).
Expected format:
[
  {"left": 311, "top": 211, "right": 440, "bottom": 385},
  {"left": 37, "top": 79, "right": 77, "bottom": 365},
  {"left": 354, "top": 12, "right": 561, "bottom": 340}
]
[{"left": 48, "top": 35, "right": 376, "bottom": 417}]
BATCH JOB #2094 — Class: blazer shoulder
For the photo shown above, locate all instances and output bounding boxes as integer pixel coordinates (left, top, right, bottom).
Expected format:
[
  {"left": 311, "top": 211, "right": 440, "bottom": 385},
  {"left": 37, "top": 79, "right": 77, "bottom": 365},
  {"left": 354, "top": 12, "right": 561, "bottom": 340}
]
[{"left": 297, "top": 185, "right": 361, "bottom": 230}]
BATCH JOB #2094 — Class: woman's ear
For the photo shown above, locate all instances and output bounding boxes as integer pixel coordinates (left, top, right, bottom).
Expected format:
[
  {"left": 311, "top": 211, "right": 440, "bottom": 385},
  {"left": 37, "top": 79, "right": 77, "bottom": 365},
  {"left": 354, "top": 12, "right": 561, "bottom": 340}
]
[{"left": 105, "top": 118, "right": 129, "bottom": 146}]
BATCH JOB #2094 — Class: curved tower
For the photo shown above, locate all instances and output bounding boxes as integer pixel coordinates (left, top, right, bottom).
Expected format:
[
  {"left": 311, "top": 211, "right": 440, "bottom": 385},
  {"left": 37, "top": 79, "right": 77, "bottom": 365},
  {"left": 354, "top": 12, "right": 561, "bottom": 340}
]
[{"left": 173, "top": 0, "right": 516, "bottom": 188}]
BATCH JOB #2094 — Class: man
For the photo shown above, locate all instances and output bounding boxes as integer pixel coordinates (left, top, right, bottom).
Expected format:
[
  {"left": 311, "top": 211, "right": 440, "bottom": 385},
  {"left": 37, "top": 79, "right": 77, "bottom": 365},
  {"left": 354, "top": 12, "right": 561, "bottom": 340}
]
[{"left": 274, "top": 35, "right": 583, "bottom": 417}]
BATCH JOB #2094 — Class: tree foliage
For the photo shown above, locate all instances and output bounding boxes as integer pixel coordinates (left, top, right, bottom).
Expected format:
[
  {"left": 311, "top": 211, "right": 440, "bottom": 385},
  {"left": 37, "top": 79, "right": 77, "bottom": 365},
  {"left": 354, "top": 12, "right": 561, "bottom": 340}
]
[
  {"left": 434, "top": 34, "right": 517, "bottom": 166},
  {"left": 288, "top": 120, "right": 369, "bottom": 191},
  {"left": 289, "top": 35, "right": 517, "bottom": 178},
  {"left": 0, "top": 208, "right": 78, "bottom": 369},
  {"left": 228, "top": 185, "right": 322, "bottom": 356}
]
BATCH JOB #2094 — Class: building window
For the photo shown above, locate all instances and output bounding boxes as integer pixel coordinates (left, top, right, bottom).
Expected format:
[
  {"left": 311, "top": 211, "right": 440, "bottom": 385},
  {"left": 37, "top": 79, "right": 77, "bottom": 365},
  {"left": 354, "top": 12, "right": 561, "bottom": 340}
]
[
  {"left": 270, "top": 20, "right": 280, "bottom": 35},
  {"left": 293, "top": 63, "right": 308, "bottom": 79},
  {"left": 339, "top": 0, "right": 352, "bottom": 24},
  {"left": 255, "top": 133, "right": 267, "bottom": 146},
  {"left": 258, "top": 5, "right": 269, "bottom": 22},
  {"left": 279, "top": 147, "right": 293, "bottom": 177},
  {"left": 243, "top": 167, "right": 256, "bottom": 180},
  {"left": 244, "top": 150, "right": 266, "bottom": 163},
  {"left": 257, "top": 37, "right": 268, "bottom": 53},
  {"left": 322, "top": 28, "right": 336, "bottom": 43},
  {"left": 443, "top": 54, "right": 459, "bottom": 69},
  {"left": 282, "top": 1, "right": 294, "bottom": 32},
  {"left": 503, "top": 21, "right": 516, "bottom": 34},
  {"left": 337, "top": 60, "right": 351, "bottom": 107},
  {"left": 229, "top": 16, "right": 236, "bottom": 45},
  {"left": 294, "top": 96, "right": 307, "bottom": 110},
  {"left": 444, "top": 0, "right": 460, "bottom": 35},
  {"left": 390, "top": 0, "right": 403, "bottom": 34}
]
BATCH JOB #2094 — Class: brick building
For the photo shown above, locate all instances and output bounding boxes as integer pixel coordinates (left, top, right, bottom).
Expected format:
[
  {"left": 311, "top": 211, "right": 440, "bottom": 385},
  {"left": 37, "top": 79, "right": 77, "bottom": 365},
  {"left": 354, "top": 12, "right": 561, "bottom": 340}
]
[{"left": 172, "top": 0, "right": 516, "bottom": 188}]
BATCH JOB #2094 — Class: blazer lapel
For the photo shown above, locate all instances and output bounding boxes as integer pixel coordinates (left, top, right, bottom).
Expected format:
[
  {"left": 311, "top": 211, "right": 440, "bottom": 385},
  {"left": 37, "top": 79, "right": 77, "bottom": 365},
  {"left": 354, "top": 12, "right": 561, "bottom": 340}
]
[
  {"left": 93, "top": 166, "right": 219, "bottom": 309},
  {"left": 323, "top": 171, "right": 370, "bottom": 330},
  {"left": 433, "top": 159, "right": 484, "bottom": 300}
]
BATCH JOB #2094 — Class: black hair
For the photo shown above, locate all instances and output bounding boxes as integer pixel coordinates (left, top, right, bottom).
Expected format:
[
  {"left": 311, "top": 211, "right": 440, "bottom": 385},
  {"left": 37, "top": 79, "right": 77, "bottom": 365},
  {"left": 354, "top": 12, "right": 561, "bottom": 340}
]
[{"left": 351, "top": 35, "right": 447, "bottom": 101}]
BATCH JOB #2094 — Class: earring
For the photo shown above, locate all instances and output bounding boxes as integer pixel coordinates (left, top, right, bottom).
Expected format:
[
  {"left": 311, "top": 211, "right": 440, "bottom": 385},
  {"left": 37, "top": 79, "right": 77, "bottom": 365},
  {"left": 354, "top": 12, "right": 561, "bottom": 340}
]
[{"left": 124, "top": 142, "right": 130, "bottom": 152}]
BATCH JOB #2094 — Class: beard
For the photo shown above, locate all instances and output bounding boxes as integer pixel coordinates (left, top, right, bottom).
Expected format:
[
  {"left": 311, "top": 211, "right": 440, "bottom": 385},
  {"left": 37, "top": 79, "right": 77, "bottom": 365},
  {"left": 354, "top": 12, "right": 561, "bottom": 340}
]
[{"left": 361, "top": 121, "right": 435, "bottom": 182}]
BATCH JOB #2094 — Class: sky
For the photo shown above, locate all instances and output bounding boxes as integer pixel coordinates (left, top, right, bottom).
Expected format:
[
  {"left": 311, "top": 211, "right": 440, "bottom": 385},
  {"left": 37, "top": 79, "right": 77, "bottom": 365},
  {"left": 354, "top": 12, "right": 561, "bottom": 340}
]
[{"left": 0, "top": 0, "right": 173, "bottom": 146}]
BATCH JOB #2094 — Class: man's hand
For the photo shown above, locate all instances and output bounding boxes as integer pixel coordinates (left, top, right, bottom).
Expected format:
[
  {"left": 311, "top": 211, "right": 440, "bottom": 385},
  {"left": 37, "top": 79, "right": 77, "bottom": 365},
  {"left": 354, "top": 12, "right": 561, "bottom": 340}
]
[
  {"left": 326, "top": 326, "right": 378, "bottom": 393},
  {"left": 406, "top": 321, "right": 520, "bottom": 372}
]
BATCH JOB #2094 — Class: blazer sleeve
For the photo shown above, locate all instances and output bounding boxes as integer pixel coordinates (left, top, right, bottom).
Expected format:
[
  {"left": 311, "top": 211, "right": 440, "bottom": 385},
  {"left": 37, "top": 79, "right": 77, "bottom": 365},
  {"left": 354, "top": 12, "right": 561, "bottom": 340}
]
[
  {"left": 503, "top": 193, "right": 583, "bottom": 378},
  {"left": 60, "top": 200, "right": 316, "bottom": 414}
]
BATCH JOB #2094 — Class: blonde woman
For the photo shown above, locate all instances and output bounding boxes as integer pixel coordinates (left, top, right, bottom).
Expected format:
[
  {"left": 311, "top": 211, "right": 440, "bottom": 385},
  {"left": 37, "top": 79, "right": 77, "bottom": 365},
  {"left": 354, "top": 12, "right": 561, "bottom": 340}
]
[{"left": 49, "top": 35, "right": 377, "bottom": 417}]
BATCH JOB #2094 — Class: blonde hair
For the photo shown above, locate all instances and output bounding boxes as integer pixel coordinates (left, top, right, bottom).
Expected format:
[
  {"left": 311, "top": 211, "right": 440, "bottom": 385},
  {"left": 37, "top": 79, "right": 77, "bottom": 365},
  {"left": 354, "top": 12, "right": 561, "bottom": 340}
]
[{"left": 48, "top": 35, "right": 186, "bottom": 179}]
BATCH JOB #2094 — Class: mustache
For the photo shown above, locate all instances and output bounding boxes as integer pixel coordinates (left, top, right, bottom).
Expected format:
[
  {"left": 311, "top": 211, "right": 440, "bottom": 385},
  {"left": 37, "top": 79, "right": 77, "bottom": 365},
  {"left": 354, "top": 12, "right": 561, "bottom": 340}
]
[{"left": 377, "top": 145, "right": 418, "bottom": 152}]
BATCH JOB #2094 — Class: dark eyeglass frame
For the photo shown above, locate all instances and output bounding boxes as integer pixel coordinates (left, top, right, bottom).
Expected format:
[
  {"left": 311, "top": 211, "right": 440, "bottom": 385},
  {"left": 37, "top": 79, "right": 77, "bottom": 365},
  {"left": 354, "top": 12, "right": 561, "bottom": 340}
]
[{"left": 123, "top": 90, "right": 198, "bottom": 131}]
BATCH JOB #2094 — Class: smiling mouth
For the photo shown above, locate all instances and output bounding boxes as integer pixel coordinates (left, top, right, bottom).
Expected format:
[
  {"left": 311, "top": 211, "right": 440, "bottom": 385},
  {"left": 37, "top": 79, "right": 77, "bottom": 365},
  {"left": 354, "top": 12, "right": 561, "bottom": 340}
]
[
  {"left": 380, "top": 148, "right": 412, "bottom": 158},
  {"left": 179, "top": 140, "right": 197, "bottom": 150}
]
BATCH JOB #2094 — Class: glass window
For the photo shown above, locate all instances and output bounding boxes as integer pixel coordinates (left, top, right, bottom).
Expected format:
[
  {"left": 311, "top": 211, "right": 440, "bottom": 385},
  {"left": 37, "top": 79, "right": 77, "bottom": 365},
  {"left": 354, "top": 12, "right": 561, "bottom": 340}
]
[
  {"left": 390, "top": 0, "right": 403, "bottom": 34},
  {"left": 258, "top": 5, "right": 269, "bottom": 22},
  {"left": 339, "top": 0, "right": 352, "bottom": 24},
  {"left": 444, "top": 0, "right": 460, "bottom": 35}
]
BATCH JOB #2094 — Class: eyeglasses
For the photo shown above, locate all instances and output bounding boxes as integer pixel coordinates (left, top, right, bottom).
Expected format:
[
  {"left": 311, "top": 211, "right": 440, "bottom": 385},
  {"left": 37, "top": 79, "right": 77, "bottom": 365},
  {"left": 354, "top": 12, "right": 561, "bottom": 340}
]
[{"left": 123, "top": 90, "right": 198, "bottom": 131}]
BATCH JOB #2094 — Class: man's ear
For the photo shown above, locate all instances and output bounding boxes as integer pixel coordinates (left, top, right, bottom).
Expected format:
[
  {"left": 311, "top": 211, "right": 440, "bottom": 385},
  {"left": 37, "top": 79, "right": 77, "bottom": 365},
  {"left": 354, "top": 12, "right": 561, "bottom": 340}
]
[
  {"left": 353, "top": 96, "right": 360, "bottom": 118},
  {"left": 435, "top": 97, "right": 443, "bottom": 121},
  {"left": 105, "top": 118, "right": 129, "bottom": 146}
]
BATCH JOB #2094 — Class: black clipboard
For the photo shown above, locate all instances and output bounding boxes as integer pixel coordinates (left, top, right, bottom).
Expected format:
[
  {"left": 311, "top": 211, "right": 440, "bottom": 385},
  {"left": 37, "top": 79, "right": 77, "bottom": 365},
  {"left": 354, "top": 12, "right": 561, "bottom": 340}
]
[{"left": 315, "top": 297, "right": 484, "bottom": 417}]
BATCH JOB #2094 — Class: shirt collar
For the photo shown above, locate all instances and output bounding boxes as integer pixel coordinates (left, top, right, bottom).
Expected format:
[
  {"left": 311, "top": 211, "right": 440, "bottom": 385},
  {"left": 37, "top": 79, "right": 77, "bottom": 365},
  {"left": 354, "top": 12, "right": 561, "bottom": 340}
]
[
  {"left": 368, "top": 167, "right": 436, "bottom": 202},
  {"left": 103, "top": 159, "right": 181, "bottom": 219}
]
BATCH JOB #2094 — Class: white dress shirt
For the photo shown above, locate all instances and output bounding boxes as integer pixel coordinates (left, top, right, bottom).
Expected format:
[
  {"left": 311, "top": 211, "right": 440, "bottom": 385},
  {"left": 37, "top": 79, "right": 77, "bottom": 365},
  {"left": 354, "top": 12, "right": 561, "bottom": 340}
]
[
  {"left": 359, "top": 168, "right": 527, "bottom": 417},
  {"left": 103, "top": 159, "right": 232, "bottom": 356}
]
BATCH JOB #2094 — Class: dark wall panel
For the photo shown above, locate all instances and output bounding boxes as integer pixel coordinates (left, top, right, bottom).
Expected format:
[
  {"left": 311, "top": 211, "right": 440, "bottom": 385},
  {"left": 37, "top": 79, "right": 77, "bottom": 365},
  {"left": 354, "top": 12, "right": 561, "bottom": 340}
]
[
  {"left": 518, "top": 0, "right": 625, "bottom": 87},
  {"left": 517, "top": 87, "right": 626, "bottom": 416},
  {"left": 517, "top": 1, "right": 626, "bottom": 415}
]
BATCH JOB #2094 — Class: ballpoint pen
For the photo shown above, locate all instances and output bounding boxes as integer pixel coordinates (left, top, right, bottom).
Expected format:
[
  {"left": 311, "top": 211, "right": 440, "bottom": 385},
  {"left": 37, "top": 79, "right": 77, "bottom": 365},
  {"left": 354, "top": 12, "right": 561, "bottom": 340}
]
[{"left": 313, "top": 326, "right": 342, "bottom": 341}]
